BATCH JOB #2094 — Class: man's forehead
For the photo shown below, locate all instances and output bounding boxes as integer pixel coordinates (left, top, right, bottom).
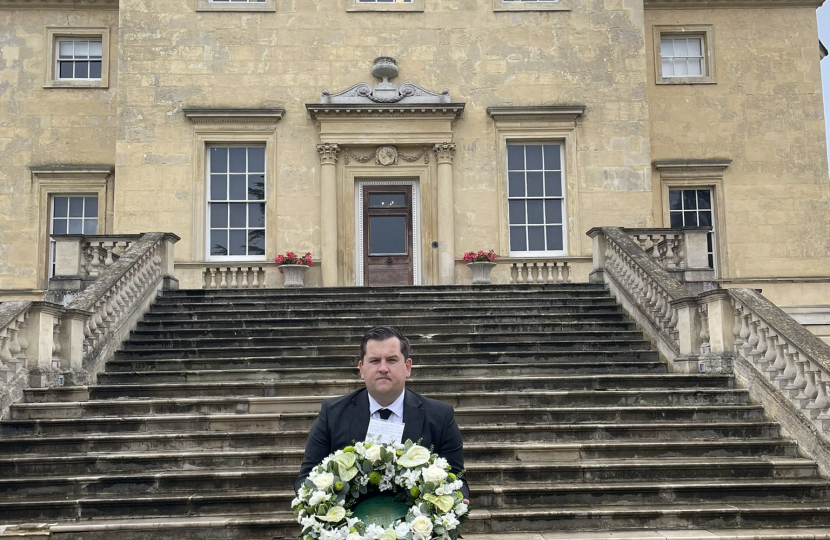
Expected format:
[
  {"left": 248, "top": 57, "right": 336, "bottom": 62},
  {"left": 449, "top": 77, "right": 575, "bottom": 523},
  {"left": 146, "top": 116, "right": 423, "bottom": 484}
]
[{"left": 364, "top": 337, "right": 403, "bottom": 356}]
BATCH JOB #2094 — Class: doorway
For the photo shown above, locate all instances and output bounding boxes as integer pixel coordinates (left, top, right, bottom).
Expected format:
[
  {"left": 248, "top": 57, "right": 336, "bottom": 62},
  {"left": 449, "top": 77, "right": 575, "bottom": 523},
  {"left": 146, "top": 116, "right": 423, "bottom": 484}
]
[{"left": 360, "top": 184, "right": 416, "bottom": 286}]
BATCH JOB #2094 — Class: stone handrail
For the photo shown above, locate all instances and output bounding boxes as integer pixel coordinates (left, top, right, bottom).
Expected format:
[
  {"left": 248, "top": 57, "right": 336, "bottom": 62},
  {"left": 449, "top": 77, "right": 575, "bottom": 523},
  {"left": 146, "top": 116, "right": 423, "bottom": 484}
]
[
  {"left": 588, "top": 227, "right": 697, "bottom": 357},
  {"left": 0, "top": 232, "right": 178, "bottom": 419},
  {"left": 502, "top": 259, "right": 573, "bottom": 284},
  {"left": 66, "top": 232, "right": 178, "bottom": 379},
  {"left": 729, "top": 288, "right": 830, "bottom": 430}
]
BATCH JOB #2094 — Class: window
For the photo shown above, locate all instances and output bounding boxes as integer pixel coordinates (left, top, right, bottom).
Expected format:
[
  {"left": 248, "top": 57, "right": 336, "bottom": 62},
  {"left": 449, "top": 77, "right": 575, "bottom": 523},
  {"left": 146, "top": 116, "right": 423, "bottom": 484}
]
[
  {"left": 507, "top": 143, "right": 567, "bottom": 256},
  {"left": 56, "top": 39, "right": 102, "bottom": 80},
  {"left": 207, "top": 146, "right": 266, "bottom": 260},
  {"left": 196, "top": 0, "right": 275, "bottom": 11},
  {"left": 494, "top": 0, "right": 569, "bottom": 11},
  {"left": 50, "top": 195, "right": 98, "bottom": 277},
  {"left": 347, "top": 0, "right": 424, "bottom": 11},
  {"left": 653, "top": 25, "right": 716, "bottom": 85},
  {"left": 669, "top": 188, "right": 716, "bottom": 270},
  {"left": 45, "top": 28, "right": 110, "bottom": 88}
]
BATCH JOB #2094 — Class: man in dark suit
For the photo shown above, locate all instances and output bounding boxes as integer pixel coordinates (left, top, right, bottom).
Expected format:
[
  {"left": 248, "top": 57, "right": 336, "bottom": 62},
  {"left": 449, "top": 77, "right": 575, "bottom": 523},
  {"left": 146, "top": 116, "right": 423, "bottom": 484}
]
[{"left": 294, "top": 326, "right": 469, "bottom": 499}]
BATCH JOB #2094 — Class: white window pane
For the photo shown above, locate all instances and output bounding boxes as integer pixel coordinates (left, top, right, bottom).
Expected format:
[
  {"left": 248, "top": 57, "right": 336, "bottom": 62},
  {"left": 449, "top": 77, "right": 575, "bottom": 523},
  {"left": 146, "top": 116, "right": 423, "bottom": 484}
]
[
  {"left": 662, "top": 59, "right": 674, "bottom": 77},
  {"left": 89, "top": 41, "right": 103, "bottom": 58},
  {"left": 74, "top": 41, "right": 89, "bottom": 58},
  {"left": 688, "top": 59, "right": 703, "bottom": 76},
  {"left": 660, "top": 38, "right": 673, "bottom": 58},
  {"left": 674, "top": 39, "right": 687, "bottom": 57},
  {"left": 68, "top": 219, "right": 83, "bottom": 234},
  {"left": 58, "top": 40, "right": 74, "bottom": 58},
  {"left": 688, "top": 38, "right": 702, "bottom": 56},
  {"left": 674, "top": 59, "right": 688, "bottom": 77}
]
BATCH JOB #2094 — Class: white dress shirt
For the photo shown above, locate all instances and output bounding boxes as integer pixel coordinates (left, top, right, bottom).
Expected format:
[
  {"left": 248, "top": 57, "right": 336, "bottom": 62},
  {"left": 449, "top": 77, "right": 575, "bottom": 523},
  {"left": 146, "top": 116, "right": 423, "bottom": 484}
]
[{"left": 368, "top": 390, "right": 405, "bottom": 424}]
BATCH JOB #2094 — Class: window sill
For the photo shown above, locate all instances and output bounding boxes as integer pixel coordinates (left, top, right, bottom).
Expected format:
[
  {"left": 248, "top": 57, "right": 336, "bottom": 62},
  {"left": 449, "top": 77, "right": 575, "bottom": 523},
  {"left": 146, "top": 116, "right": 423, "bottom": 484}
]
[
  {"left": 196, "top": 0, "right": 276, "bottom": 12},
  {"left": 493, "top": 0, "right": 570, "bottom": 11},
  {"left": 44, "top": 80, "right": 108, "bottom": 89},
  {"left": 346, "top": 0, "right": 425, "bottom": 12},
  {"left": 656, "top": 77, "right": 716, "bottom": 85}
]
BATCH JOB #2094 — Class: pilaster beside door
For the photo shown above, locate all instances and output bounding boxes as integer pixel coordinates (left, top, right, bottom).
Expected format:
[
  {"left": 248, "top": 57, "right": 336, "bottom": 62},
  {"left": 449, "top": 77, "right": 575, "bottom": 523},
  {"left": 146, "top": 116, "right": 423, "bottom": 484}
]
[{"left": 362, "top": 185, "right": 414, "bottom": 286}]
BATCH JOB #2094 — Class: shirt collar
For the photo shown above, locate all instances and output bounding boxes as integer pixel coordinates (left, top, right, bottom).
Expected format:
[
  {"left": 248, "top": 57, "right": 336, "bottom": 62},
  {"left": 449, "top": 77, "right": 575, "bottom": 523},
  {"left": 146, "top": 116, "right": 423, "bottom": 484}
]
[{"left": 368, "top": 389, "right": 406, "bottom": 419}]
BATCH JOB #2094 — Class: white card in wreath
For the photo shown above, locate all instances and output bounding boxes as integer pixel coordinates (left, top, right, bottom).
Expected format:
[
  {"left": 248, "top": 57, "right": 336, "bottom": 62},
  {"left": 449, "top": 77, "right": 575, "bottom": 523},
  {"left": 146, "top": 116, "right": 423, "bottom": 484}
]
[{"left": 365, "top": 419, "right": 405, "bottom": 444}]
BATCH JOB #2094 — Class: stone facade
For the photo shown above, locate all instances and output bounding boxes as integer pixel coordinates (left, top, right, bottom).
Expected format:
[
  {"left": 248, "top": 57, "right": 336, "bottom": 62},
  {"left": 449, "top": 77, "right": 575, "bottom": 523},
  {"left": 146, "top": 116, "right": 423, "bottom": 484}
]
[{"left": 0, "top": 0, "right": 828, "bottom": 305}]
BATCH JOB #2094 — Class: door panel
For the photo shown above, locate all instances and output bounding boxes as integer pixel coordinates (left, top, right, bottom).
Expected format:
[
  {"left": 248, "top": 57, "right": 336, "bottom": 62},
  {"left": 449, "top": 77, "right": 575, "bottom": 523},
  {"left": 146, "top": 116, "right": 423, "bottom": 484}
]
[{"left": 363, "top": 186, "right": 413, "bottom": 286}]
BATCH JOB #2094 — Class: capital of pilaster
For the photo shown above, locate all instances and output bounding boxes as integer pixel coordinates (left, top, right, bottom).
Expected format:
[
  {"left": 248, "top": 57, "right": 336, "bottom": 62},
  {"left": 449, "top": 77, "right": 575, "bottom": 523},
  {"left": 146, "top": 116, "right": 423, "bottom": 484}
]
[
  {"left": 433, "top": 142, "right": 456, "bottom": 164},
  {"left": 317, "top": 143, "right": 340, "bottom": 165}
]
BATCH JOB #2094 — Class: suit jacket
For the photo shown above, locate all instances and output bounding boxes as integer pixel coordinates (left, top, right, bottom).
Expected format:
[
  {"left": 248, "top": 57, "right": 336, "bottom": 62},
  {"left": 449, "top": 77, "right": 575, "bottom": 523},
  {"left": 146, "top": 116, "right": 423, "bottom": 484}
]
[{"left": 294, "top": 388, "right": 469, "bottom": 498}]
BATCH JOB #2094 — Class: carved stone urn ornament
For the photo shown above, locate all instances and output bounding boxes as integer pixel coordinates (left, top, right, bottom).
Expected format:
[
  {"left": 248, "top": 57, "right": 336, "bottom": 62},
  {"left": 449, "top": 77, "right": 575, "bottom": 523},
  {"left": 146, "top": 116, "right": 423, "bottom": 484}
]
[{"left": 320, "top": 56, "right": 452, "bottom": 105}]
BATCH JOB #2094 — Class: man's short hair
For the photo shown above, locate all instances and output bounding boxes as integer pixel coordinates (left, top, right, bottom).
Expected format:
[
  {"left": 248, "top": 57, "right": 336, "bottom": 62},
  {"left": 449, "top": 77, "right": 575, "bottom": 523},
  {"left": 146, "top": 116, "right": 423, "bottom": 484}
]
[{"left": 359, "top": 326, "right": 411, "bottom": 361}]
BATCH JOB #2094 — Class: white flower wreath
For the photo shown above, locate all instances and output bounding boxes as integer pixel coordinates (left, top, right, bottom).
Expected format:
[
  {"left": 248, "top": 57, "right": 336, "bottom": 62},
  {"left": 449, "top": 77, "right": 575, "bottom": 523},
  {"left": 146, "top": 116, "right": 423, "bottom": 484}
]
[{"left": 292, "top": 438, "right": 469, "bottom": 540}]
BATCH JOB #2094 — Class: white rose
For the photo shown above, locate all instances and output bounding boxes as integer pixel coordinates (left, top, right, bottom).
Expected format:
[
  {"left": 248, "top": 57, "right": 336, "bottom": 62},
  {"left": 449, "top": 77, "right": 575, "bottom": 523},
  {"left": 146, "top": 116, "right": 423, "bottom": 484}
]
[
  {"left": 308, "top": 490, "right": 327, "bottom": 506},
  {"left": 410, "top": 515, "right": 433, "bottom": 536},
  {"left": 346, "top": 534, "right": 365, "bottom": 540},
  {"left": 364, "top": 444, "right": 382, "bottom": 463},
  {"left": 312, "top": 472, "right": 335, "bottom": 491},
  {"left": 455, "top": 502, "right": 469, "bottom": 516},
  {"left": 422, "top": 464, "right": 448, "bottom": 484}
]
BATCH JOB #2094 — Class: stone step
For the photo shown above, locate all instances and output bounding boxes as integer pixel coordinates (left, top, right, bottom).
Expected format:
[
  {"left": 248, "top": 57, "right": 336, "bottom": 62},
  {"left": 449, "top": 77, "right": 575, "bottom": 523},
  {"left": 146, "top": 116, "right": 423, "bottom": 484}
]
[
  {"left": 128, "top": 320, "right": 638, "bottom": 339},
  {"left": 148, "top": 297, "right": 619, "bottom": 313},
  {"left": 120, "top": 330, "right": 648, "bottom": 350},
  {"left": 2, "top": 479, "right": 828, "bottom": 523},
  {"left": 142, "top": 303, "right": 622, "bottom": 318},
  {"left": 88, "top": 373, "right": 725, "bottom": 398},
  {"left": 0, "top": 411, "right": 780, "bottom": 439},
  {"left": 0, "top": 436, "right": 797, "bottom": 462},
  {"left": 99, "top": 361, "right": 666, "bottom": 385},
  {"left": 18, "top": 388, "right": 748, "bottom": 417},
  {"left": 0, "top": 458, "right": 818, "bottom": 499},
  {"left": 105, "top": 350, "right": 661, "bottom": 373},
  {"left": 162, "top": 283, "right": 604, "bottom": 297},
  {"left": 134, "top": 312, "right": 632, "bottom": 329},
  {"left": 476, "top": 530, "right": 830, "bottom": 540},
  {"left": 9, "top": 397, "right": 763, "bottom": 422},
  {"left": 157, "top": 286, "right": 606, "bottom": 303}
]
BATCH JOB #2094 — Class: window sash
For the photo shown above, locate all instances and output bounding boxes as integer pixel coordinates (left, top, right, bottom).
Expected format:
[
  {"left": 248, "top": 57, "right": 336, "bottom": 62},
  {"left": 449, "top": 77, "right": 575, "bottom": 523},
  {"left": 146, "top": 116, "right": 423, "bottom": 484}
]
[
  {"left": 668, "top": 187, "right": 716, "bottom": 271},
  {"left": 660, "top": 36, "right": 705, "bottom": 78},
  {"left": 56, "top": 38, "right": 103, "bottom": 80},
  {"left": 206, "top": 145, "right": 267, "bottom": 261},
  {"left": 506, "top": 143, "right": 567, "bottom": 257}
]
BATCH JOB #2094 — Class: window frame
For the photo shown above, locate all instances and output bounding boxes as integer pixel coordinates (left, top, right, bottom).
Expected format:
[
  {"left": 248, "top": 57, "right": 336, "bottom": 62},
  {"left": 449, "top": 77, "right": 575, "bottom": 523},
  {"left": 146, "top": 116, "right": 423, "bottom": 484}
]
[
  {"left": 345, "top": 0, "right": 424, "bottom": 12},
  {"left": 44, "top": 27, "right": 111, "bottom": 89},
  {"left": 204, "top": 144, "right": 268, "bottom": 262},
  {"left": 667, "top": 187, "right": 718, "bottom": 271},
  {"left": 196, "top": 0, "right": 276, "bottom": 12},
  {"left": 489, "top": 107, "right": 584, "bottom": 260},
  {"left": 505, "top": 142, "right": 569, "bottom": 257},
  {"left": 653, "top": 24, "right": 716, "bottom": 85},
  {"left": 493, "top": 0, "right": 569, "bottom": 11}
]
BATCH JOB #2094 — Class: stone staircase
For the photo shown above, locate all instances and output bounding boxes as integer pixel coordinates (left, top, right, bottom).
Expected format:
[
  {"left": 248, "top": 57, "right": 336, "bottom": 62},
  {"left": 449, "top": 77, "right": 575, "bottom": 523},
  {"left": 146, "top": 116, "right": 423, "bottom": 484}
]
[{"left": 1, "top": 284, "right": 830, "bottom": 539}]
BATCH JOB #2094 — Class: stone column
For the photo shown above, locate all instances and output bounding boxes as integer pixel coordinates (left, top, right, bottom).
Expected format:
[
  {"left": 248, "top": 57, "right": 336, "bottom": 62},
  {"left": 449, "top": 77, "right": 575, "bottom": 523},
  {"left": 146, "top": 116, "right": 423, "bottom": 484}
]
[
  {"left": 434, "top": 142, "right": 456, "bottom": 285},
  {"left": 317, "top": 143, "right": 340, "bottom": 287}
]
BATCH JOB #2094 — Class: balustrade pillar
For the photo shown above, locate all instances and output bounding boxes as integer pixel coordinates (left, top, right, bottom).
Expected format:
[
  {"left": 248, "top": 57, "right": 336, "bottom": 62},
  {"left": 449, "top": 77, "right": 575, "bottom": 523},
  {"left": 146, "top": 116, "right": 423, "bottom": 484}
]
[
  {"left": 670, "top": 298, "right": 701, "bottom": 357},
  {"left": 318, "top": 143, "right": 340, "bottom": 287},
  {"left": 434, "top": 143, "right": 456, "bottom": 285}
]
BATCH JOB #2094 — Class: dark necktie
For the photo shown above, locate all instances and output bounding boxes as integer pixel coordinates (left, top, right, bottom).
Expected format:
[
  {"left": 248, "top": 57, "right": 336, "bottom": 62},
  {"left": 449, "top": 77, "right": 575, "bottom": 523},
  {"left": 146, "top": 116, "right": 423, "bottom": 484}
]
[{"left": 378, "top": 408, "right": 392, "bottom": 420}]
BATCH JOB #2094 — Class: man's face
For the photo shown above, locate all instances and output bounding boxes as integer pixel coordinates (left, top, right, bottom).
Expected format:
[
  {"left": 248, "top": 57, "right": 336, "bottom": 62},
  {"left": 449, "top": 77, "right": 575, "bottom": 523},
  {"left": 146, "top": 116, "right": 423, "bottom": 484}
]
[{"left": 358, "top": 337, "right": 412, "bottom": 406}]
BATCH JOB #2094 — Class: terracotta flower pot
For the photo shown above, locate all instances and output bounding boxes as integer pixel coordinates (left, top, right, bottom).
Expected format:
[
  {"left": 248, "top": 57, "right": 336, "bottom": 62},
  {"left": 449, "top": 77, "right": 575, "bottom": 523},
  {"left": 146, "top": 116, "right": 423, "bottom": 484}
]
[
  {"left": 279, "top": 264, "right": 309, "bottom": 288},
  {"left": 467, "top": 261, "right": 496, "bottom": 285}
]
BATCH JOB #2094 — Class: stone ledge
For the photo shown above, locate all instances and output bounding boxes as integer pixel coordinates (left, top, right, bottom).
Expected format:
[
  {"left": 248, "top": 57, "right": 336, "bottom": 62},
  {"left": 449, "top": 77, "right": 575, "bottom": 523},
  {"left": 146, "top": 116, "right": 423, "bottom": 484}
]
[
  {"left": 307, "top": 103, "right": 465, "bottom": 119},
  {"left": 0, "top": 0, "right": 117, "bottom": 8},
  {"left": 645, "top": 0, "right": 822, "bottom": 7},
  {"left": 487, "top": 105, "right": 586, "bottom": 124},
  {"left": 182, "top": 108, "right": 285, "bottom": 124}
]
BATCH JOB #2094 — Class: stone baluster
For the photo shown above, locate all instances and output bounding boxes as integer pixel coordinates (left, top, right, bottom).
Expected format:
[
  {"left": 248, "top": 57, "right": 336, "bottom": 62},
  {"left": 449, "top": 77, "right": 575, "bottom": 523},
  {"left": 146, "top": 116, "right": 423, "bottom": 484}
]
[
  {"left": 783, "top": 346, "right": 799, "bottom": 394},
  {"left": 763, "top": 332, "right": 779, "bottom": 378},
  {"left": 771, "top": 338, "right": 788, "bottom": 387},
  {"left": 792, "top": 352, "right": 809, "bottom": 405},
  {"left": 0, "top": 328, "right": 14, "bottom": 382},
  {"left": 698, "top": 304, "right": 710, "bottom": 354}
]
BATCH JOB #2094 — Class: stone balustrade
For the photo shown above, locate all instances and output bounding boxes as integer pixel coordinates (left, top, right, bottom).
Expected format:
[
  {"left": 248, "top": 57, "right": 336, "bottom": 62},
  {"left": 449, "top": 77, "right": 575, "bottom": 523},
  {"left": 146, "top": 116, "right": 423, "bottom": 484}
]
[
  {"left": 504, "top": 260, "right": 572, "bottom": 284},
  {"left": 588, "top": 225, "right": 830, "bottom": 471},
  {"left": 621, "top": 227, "right": 715, "bottom": 292},
  {"left": 52, "top": 234, "right": 143, "bottom": 282},
  {"left": 202, "top": 265, "right": 267, "bottom": 289},
  {"left": 0, "top": 233, "right": 178, "bottom": 419}
]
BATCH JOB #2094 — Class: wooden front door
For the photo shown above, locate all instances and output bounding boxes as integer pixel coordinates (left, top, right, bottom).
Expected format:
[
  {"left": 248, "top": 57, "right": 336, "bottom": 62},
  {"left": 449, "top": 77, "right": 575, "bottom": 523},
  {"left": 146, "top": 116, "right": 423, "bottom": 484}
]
[{"left": 363, "top": 185, "right": 414, "bottom": 286}]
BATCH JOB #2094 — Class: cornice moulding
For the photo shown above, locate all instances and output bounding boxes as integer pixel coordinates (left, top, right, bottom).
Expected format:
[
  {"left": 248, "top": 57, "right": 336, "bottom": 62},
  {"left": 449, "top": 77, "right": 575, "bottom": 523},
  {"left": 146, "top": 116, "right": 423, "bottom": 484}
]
[
  {"left": 487, "top": 105, "right": 586, "bottom": 124},
  {"left": 183, "top": 108, "right": 286, "bottom": 124},
  {"left": 0, "top": 0, "right": 118, "bottom": 9},
  {"left": 30, "top": 165, "right": 114, "bottom": 178},
  {"left": 645, "top": 0, "right": 822, "bottom": 8},
  {"left": 653, "top": 159, "right": 732, "bottom": 179},
  {"left": 306, "top": 103, "right": 465, "bottom": 120}
]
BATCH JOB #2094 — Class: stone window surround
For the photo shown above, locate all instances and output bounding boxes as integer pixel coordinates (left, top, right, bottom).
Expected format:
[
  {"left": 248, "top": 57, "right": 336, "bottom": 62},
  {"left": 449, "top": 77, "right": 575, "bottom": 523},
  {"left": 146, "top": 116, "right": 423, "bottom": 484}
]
[
  {"left": 31, "top": 165, "right": 114, "bottom": 289},
  {"left": 487, "top": 106, "right": 585, "bottom": 259},
  {"left": 653, "top": 24, "right": 716, "bottom": 85},
  {"left": 654, "top": 159, "right": 731, "bottom": 278},
  {"left": 493, "top": 0, "right": 570, "bottom": 12},
  {"left": 44, "top": 27, "right": 111, "bottom": 89},
  {"left": 183, "top": 109, "right": 284, "bottom": 264},
  {"left": 346, "top": 0, "right": 424, "bottom": 12},
  {"left": 195, "top": 0, "right": 275, "bottom": 12}
]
